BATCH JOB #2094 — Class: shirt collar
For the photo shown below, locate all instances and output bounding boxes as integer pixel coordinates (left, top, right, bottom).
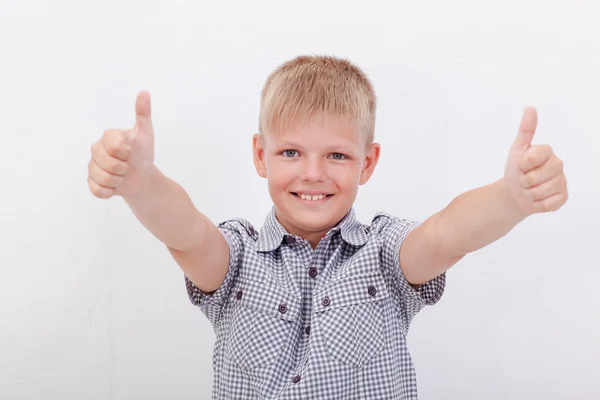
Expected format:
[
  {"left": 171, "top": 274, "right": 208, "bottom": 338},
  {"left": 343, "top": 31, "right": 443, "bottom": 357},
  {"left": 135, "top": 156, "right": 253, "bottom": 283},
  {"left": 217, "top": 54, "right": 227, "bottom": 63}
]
[{"left": 256, "top": 206, "right": 368, "bottom": 252}]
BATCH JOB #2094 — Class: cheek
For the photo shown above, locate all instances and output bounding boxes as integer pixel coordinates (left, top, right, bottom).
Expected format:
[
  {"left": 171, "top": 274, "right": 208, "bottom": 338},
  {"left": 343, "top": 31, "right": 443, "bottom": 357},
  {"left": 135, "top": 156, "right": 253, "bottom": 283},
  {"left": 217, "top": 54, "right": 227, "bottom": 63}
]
[
  {"left": 267, "top": 161, "right": 294, "bottom": 189},
  {"left": 330, "top": 164, "right": 361, "bottom": 187}
]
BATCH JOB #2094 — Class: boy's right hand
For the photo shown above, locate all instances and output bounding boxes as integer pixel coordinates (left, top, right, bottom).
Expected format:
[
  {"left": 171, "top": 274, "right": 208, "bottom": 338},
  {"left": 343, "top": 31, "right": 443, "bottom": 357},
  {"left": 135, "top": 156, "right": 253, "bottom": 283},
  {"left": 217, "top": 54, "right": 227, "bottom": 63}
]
[{"left": 88, "top": 91, "right": 155, "bottom": 199}]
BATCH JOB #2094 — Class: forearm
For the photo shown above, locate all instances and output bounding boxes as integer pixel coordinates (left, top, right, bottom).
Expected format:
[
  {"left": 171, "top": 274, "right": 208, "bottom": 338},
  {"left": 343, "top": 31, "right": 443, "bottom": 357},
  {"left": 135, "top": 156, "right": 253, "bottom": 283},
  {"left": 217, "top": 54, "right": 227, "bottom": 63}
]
[
  {"left": 123, "top": 165, "right": 209, "bottom": 252},
  {"left": 433, "top": 177, "right": 528, "bottom": 259}
]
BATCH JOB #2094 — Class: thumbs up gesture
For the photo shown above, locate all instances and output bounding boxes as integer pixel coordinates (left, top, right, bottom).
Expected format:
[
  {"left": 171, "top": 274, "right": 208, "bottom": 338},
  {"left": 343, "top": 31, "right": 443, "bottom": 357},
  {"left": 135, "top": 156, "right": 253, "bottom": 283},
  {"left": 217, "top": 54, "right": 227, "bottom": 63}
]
[
  {"left": 88, "top": 91, "right": 155, "bottom": 198},
  {"left": 503, "top": 106, "right": 568, "bottom": 216}
]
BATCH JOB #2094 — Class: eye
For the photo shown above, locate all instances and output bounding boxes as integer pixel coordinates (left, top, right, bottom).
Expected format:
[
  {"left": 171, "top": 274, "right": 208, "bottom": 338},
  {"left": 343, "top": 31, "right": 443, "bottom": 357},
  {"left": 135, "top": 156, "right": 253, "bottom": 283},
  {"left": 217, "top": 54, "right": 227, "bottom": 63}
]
[
  {"left": 330, "top": 153, "right": 347, "bottom": 160},
  {"left": 281, "top": 150, "right": 299, "bottom": 157}
]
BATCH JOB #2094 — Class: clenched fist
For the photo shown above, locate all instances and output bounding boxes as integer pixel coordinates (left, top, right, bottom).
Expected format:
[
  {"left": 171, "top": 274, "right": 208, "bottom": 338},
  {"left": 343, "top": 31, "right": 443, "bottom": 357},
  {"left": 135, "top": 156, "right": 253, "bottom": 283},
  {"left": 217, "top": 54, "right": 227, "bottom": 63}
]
[
  {"left": 88, "top": 91, "right": 155, "bottom": 198},
  {"left": 503, "top": 106, "right": 568, "bottom": 215}
]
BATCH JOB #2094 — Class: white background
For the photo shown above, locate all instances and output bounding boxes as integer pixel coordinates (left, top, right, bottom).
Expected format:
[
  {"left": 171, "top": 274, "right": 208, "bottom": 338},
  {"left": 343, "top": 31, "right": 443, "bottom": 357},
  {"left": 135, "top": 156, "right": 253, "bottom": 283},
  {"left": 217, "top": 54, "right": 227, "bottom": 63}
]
[{"left": 1, "top": 0, "right": 599, "bottom": 399}]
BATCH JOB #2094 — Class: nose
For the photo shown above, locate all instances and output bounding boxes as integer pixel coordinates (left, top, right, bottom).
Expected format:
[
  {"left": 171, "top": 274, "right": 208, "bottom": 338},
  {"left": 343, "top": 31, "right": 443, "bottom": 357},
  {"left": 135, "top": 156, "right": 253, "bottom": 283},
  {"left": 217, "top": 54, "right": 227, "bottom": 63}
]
[{"left": 298, "top": 156, "right": 327, "bottom": 182}]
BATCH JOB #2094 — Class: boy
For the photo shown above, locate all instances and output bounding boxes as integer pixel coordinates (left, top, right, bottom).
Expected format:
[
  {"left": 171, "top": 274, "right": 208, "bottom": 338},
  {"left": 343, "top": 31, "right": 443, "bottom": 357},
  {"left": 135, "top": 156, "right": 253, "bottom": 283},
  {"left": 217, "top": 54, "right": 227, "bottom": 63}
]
[{"left": 87, "top": 55, "right": 568, "bottom": 399}]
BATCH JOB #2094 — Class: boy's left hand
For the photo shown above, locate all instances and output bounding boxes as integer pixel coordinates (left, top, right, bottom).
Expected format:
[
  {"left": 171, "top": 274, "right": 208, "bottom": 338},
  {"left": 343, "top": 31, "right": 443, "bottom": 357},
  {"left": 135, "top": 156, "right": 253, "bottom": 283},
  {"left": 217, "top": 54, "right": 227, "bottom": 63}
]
[{"left": 503, "top": 106, "right": 568, "bottom": 217}]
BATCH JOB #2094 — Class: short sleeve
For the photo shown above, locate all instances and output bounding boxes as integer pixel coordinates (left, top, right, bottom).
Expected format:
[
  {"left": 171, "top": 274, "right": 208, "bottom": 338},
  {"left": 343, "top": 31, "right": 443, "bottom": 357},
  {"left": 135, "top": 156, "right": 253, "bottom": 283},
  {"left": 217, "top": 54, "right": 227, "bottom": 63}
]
[
  {"left": 184, "top": 219, "right": 250, "bottom": 327},
  {"left": 376, "top": 213, "right": 446, "bottom": 333}
]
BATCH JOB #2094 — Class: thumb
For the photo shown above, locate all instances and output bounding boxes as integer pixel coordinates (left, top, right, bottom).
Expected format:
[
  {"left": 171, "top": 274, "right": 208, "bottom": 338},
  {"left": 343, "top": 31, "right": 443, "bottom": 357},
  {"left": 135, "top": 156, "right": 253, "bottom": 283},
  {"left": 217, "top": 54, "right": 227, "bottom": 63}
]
[
  {"left": 512, "top": 106, "right": 537, "bottom": 149},
  {"left": 134, "top": 90, "right": 153, "bottom": 134}
]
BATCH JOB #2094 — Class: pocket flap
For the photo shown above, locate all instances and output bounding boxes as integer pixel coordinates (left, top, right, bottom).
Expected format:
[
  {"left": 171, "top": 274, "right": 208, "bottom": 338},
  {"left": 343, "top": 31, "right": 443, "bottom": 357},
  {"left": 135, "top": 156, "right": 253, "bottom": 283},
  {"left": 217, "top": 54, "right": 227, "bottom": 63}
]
[
  {"left": 232, "top": 279, "right": 300, "bottom": 322},
  {"left": 313, "top": 272, "right": 389, "bottom": 312}
]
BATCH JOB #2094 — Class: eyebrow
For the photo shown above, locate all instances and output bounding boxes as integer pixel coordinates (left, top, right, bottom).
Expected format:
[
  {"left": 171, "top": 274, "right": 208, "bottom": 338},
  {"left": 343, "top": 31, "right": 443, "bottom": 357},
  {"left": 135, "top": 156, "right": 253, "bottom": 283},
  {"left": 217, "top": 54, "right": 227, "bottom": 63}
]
[
  {"left": 275, "top": 140, "right": 357, "bottom": 152},
  {"left": 274, "top": 140, "right": 304, "bottom": 149}
]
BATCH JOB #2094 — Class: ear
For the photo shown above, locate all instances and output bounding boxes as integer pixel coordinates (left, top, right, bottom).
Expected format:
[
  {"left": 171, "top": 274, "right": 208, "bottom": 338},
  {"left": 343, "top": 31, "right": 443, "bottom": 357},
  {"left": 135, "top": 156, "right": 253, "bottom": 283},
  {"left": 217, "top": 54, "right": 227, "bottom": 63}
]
[
  {"left": 359, "top": 143, "right": 381, "bottom": 185},
  {"left": 252, "top": 133, "right": 268, "bottom": 178}
]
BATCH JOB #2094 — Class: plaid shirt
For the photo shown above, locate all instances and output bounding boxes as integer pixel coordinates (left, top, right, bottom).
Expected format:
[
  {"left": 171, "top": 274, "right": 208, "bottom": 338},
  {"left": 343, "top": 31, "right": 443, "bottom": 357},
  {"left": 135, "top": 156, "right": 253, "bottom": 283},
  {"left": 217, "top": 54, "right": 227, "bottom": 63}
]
[{"left": 185, "top": 207, "right": 446, "bottom": 399}]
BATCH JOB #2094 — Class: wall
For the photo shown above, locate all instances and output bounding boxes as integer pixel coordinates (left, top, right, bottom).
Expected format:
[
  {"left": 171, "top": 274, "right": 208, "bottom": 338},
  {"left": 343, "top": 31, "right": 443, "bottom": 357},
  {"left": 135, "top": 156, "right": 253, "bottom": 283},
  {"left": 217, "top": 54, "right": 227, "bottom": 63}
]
[{"left": 1, "top": 0, "right": 599, "bottom": 398}]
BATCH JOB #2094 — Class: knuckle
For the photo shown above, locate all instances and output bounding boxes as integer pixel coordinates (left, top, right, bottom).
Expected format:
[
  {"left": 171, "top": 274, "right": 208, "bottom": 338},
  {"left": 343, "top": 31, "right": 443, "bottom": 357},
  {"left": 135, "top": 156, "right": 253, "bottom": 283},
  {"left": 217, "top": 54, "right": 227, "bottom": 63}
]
[
  {"left": 107, "top": 158, "right": 123, "bottom": 174},
  {"left": 100, "top": 189, "right": 114, "bottom": 199},
  {"left": 91, "top": 141, "right": 102, "bottom": 158},
  {"left": 541, "top": 200, "right": 552, "bottom": 212},
  {"left": 542, "top": 194, "right": 567, "bottom": 212},
  {"left": 105, "top": 141, "right": 121, "bottom": 156},
  {"left": 88, "top": 179, "right": 112, "bottom": 198},
  {"left": 95, "top": 173, "right": 109, "bottom": 187},
  {"left": 525, "top": 172, "right": 536, "bottom": 187},
  {"left": 99, "top": 176, "right": 112, "bottom": 187},
  {"left": 527, "top": 152, "right": 538, "bottom": 165},
  {"left": 103, "top": 129, "right": 115, "bottom": 142},
  {"left": 93, "top": 189, "right": 107, "bottom": 199},
  {"left": 100, "top": 172, "right": 120, "bottom": 187},
  {"left": 538, "top": 144, "right": 551, "bottom": 157},
  {"left": 560, "top": 174, "right": 567, "bottom": 187},
  {"left": 522, "top": 151, "right": 537, "bottom": 170},
  {"left": 104, "top": 128, "right": 121, "bottom": 138},
  {"left": 91, "top": 164, "right": 116, "bottom": 187},
  {"left": 104, "top": 130, "right": 125, "bottom": 154}
]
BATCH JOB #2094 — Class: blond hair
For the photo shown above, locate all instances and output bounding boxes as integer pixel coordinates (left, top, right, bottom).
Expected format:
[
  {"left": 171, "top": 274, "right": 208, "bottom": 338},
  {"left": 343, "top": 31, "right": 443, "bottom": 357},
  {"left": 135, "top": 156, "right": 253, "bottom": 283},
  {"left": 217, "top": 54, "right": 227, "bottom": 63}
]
[{"left": 258, "top": 55, "right": 377, "bottom": 145}]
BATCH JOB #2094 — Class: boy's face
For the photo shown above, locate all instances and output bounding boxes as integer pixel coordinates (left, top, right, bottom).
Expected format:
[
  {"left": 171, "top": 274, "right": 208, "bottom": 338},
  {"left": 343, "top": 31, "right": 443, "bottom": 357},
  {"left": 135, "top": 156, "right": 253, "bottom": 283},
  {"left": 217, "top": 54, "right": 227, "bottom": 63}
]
[{"left": 252, "top": 115, "right": 380, "bottom": 244}]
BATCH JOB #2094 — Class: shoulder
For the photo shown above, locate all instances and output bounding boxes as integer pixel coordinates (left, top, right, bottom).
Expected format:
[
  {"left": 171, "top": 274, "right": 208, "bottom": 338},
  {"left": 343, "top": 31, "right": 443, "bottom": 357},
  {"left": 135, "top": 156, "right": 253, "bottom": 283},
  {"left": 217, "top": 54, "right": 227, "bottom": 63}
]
[
  {"left": 217, "top": 217, "right": 259, "bottom": 241},
  {"left": 369, "top": 212, "right": 420, "bottom": 235}
]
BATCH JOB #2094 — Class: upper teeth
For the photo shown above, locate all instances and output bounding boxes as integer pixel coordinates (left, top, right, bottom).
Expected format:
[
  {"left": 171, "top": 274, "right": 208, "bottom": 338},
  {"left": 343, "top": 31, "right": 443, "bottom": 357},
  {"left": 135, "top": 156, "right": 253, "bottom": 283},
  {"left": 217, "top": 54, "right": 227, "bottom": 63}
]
[{"left": 299, "top": 194, "right": 326, "bottom": 201}]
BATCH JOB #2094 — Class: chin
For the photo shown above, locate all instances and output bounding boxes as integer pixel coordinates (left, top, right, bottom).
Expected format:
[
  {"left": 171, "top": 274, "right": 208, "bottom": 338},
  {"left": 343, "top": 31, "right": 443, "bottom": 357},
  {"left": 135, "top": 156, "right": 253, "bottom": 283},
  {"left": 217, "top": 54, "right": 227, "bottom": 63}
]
[
  {"left": 294, "top": 214, "right": 333, "bottom": 230},
  {"left": 289, "top": 205, "right": 346, "bottom": 229}
]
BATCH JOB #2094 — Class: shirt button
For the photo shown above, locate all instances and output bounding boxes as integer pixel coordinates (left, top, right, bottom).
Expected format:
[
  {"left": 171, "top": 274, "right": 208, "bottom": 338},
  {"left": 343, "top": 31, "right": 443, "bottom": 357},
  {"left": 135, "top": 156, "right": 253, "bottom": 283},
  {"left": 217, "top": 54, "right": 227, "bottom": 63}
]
[
  {"left": 304, "top": 326, "right": 311, "bottom": 335},
  {"left": 278, "top": 304, "right": 288, "bottom": 314},
  {"left": 368, "top": 285, "right": 377, "bottom": 297},
  {"left": 248, "top": 227, "right": 255, "bottom": 235},
  {"left": 308, "top": 267, "right": 318, "bottom": 278},
  {"left": 322, "top": 296, "right": 331, "bottom": 307},
  {"left": 292, "top": 375, "right": 301, "bottom": 384},
  {"left": 236, "top": 290, "right": 243, "bottom": 300},
  {"left": 286, "top": 235, "right": 296, "bottom": 244}
]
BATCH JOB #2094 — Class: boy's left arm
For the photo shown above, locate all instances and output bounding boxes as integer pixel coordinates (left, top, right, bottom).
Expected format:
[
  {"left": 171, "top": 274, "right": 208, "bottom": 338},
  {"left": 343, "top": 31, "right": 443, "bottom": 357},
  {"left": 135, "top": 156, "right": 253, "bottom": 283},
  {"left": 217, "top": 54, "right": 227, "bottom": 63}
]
[{"left": 400, "top": 106, "right": 569, "bottom": 285}]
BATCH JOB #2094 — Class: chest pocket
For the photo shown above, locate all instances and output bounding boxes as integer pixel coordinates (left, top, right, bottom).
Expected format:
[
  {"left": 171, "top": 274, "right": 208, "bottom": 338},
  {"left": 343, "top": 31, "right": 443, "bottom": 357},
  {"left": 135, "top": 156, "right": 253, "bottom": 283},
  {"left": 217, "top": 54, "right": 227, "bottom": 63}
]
[
  {"left": 314, "top": 272, "right": 389, "bottom": 369},
  {"left": 227, "top": 279, "right": 300, "bottom": 371}
]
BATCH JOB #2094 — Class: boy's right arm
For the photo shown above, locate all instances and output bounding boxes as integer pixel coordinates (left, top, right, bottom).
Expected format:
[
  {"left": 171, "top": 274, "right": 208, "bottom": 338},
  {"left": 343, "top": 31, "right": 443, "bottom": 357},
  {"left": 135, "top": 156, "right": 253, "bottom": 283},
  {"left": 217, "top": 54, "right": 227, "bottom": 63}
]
[
  {"left": 123, "top": 166, "right": 230, "bottom": 293},
  {"left": 88, "top": 91, "right": 229, "bottom": 293}
]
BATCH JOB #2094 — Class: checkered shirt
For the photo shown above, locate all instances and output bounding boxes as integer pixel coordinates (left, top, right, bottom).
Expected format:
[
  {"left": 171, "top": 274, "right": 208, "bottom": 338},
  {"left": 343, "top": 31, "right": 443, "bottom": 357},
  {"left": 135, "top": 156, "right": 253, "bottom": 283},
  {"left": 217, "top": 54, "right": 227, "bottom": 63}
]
[{"left": 185, "top": 207, "right": 446, "bottom": 399}]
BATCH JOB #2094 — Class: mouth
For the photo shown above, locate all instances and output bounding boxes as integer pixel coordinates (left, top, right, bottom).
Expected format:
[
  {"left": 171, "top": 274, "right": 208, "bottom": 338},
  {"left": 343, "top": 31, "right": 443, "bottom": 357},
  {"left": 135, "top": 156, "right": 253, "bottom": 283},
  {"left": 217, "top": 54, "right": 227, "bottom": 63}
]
[{"left": 291, "top": 192, "right": 334, "bottom": 202}]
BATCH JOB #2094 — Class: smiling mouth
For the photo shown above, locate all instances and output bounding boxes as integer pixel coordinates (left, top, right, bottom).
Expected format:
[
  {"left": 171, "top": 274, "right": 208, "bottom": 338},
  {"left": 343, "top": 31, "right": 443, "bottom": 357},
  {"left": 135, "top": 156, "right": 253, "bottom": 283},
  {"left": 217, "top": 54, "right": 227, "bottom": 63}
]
[{"left": 291, "top": 193, "right": 334, "bottom": 201}]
